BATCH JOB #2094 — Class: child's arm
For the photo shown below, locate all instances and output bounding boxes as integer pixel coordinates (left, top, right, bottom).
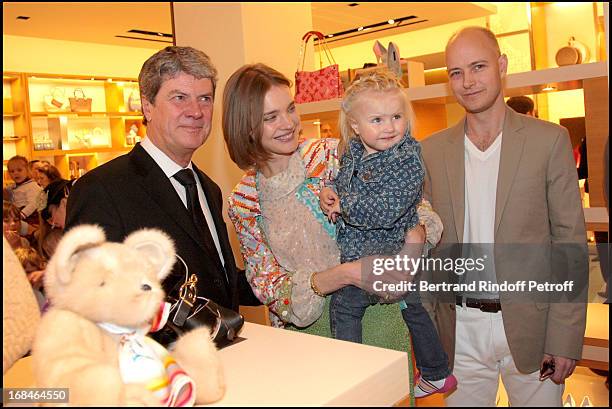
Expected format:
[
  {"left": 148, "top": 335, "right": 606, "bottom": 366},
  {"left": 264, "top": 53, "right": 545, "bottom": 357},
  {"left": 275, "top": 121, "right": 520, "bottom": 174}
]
[
  {"left": 319, "top": 187, "right": 341, "bottom": 222},
  {"left": 21, "top": 184, "right": 42, "bottom": 218}
]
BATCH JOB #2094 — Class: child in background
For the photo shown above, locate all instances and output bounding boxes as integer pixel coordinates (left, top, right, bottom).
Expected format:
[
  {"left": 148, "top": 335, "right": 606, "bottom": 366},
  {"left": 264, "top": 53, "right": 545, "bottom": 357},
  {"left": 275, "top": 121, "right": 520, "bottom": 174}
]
[
  {"left": 319, "top": 70, "right": 456, "bottom": 398},
  {"left": 3, "top": 200, "right": 31, "bottom": 250},
  {"left": 35, "top": 164, "right": 62, "bottom": 189},
  {"left": 14, "top": 246, "right": 47, "bottom": 310},
  {"left": 6, "top": 155, "right": 42, "bottom": 227}
]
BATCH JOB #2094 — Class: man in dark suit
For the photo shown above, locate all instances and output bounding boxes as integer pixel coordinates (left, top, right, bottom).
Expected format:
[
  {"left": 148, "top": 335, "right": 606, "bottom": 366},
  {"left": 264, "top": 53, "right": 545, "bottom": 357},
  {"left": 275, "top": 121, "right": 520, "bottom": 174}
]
[{"left": 66, "top": 46, "right": 244, "bottom": 315}]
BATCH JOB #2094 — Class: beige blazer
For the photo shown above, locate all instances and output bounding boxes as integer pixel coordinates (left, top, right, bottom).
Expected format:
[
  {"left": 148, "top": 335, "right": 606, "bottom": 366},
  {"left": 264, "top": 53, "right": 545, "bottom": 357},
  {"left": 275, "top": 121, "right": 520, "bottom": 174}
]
[{"left": 421, "top": 107, "right": 588, "bottom": 373}]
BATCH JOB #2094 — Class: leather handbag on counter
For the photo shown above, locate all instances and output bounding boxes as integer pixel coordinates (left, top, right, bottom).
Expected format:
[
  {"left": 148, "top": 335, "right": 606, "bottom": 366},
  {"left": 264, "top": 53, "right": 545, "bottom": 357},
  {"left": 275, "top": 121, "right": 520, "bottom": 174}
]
[
  {"left": 294, "top": 30, "right": 344, "bottom": 104},
  {"left": 164, "top": 259, "right": 244, "bottom": 349}
]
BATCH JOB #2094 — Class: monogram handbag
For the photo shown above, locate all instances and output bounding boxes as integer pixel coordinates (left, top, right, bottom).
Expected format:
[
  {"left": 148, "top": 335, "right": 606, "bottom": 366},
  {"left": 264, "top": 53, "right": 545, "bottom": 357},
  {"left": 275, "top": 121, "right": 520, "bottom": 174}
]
[
  {"left": 128, "top": 89, "right": 141, "bottom": 112},
  {"left": 164, "top": 256, "right": 244, "bottom": 349},
  {"left": 69, "top": 88, "right": 92, "bottom": 112},
  {"left": 294, "top": 30, "right": 344, "bottom": 104},
  {"left": 43, "top": 87, "right": 68, "bottom": 112}
]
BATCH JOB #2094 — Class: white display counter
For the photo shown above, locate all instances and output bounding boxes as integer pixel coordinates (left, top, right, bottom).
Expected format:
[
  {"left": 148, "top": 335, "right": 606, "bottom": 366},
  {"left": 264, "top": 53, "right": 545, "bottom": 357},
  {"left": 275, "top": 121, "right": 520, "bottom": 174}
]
[
  {"left": 3, "top": 322, "right": 411, "bottom": 406},
  {"left": 209, "top": 322, "right": 410, "bottom": 406}
]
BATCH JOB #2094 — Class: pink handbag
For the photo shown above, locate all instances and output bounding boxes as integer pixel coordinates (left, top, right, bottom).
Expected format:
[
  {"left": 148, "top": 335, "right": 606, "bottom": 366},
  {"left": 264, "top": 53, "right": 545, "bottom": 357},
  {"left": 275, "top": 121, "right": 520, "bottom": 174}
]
[{"left": 295, "top": 31, "right": 344, "bottom": 104}]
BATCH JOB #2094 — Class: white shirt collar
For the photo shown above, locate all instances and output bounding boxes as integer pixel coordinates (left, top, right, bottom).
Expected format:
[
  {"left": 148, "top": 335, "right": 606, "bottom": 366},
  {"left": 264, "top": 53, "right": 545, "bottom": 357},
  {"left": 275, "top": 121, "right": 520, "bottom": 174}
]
[{"left": 140, "top": 137, "right": 193, "bottom": 177}]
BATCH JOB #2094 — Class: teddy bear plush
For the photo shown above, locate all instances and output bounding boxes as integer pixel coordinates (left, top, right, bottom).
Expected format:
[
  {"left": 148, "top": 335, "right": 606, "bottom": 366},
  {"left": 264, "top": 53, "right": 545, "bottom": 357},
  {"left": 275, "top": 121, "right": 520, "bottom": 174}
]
[{"left": 32, "top": 225, "right": 226, "bottom": 406}]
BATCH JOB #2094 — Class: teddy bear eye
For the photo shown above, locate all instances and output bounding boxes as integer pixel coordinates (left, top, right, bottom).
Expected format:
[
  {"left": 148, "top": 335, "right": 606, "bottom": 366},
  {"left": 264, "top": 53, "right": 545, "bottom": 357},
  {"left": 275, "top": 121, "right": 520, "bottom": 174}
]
[{"left": 99, "top": 281, "right": 106, "bottom": 287}]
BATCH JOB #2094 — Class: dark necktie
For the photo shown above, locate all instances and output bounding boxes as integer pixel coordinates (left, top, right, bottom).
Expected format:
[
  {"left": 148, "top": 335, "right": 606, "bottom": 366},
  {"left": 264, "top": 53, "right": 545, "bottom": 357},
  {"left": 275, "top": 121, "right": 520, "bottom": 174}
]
[{"left": 173, "top": 168, "right": 224, "bottom": 270}]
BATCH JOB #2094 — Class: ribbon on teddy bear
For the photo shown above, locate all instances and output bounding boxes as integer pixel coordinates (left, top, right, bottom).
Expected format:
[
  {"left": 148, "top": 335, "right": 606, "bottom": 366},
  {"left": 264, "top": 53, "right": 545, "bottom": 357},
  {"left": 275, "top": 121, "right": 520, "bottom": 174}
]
[{"left": 98, "top": 302, "right": 196, "bottom": 407}]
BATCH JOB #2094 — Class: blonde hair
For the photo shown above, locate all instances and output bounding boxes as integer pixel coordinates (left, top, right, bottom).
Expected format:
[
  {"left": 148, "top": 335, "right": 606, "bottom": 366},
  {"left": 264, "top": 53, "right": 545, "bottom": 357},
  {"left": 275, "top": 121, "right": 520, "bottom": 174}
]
[{"left": 338, "top": 69, "right": 411, "bottom": 158}]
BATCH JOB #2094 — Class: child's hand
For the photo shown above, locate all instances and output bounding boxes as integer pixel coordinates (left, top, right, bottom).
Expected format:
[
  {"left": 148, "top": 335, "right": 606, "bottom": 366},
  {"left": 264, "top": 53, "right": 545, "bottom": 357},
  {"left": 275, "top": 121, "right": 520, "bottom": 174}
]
[
  {"left": 404, "top": 224, "right": 425, "bottom": 245},
  {"left": 27, "top": 270, "right": 45, "bottom": 290},
  {"left": 4, "top": 230, "right": 22, "bottom": 250},
  {"left": 319, "top": 187, "right": 341, "bottom": 223}
]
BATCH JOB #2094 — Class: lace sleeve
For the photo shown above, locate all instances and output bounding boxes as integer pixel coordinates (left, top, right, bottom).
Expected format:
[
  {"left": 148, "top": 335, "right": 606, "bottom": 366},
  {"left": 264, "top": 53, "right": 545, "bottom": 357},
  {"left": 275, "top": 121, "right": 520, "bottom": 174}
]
[{"left": 417, "top": 198, "right": 443, "bottom": 254}]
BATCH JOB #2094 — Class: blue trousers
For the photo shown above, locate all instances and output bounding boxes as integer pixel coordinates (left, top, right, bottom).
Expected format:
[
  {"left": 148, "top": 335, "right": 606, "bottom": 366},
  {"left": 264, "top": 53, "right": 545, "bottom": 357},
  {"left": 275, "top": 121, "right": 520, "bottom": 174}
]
[{"left": 330, "top": 285, "right": 451, "bottom": 381}]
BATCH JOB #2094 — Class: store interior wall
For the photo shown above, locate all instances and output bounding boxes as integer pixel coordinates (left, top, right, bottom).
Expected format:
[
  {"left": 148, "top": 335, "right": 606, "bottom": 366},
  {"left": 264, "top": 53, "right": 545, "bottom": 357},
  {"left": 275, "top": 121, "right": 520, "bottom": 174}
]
[
  {"left": 2, "top": 2, "right": 608, "bottom": 265},
  {"left": 172, "top": 2, "right": 314, "bottom": 267},
  {"left": 3, "top": 35, "right": 155, "bottom": 78}
]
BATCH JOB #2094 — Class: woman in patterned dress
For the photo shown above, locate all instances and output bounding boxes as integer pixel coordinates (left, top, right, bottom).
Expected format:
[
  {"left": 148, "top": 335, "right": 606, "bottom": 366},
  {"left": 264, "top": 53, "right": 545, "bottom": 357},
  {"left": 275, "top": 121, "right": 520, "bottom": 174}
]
[{"left": 222, "top": 64, "right": 442, "bottom": 360}]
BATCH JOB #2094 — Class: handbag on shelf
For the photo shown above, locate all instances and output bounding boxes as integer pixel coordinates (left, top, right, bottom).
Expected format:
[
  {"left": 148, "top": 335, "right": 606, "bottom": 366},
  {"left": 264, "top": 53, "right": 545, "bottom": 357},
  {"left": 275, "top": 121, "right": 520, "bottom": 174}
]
[
  {"left": 69, "top": 88, "right": 92, "bottom": 112},
  {"left": 294, "top": 30, "right": 344, "bottom": 104},
  {"left": 164, "top": 256, "right": 244, "bottom": 349},
  {"left": 127, "top": 89, "right": 141, "bottom": 112},
  {"left": 43, "top": 87, "right": 68, "bottom": 112},
  {"left": 555, "top": 36, "right": 590, "bottom": 66}
]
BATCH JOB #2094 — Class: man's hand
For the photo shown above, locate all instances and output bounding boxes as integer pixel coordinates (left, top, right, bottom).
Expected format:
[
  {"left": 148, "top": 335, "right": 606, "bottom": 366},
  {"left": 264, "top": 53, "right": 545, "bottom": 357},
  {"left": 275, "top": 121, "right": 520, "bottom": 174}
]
[
  {"left": 541, "top": 354, "right": 576, "bottom": 384},
  {"left": 319, "top": 187, "right": 341, "bottom": 222}
]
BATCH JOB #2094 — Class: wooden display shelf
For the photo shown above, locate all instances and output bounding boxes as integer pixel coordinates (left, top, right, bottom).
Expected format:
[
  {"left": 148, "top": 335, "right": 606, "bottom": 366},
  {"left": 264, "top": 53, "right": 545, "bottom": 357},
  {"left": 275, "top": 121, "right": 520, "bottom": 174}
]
[
  {"left": 32, "top": 147, "right": 131, "bottom": 157},
  {"left": 406, "top": 61, "right": 608, "bottom": 104},
  {"left": 296, "top": 62, "right": 609, "bottom": 114},
  {"left": 30, "top": 111, "right": 143, "bottom": 117},
  {"left": 578, "top": 303, "right": 609, "bottom": 371},
  {"left": 3, "top": 112, "right": 24, "bottom": 118},
  {"left": 3, "top": 135, "right": 26, "bottom": 141},
  {"left": 584, "top": 207, "right": 609, "bottom": 232},
  {"left": 27, "top": 73, "right": 138, "bottom": 83}
]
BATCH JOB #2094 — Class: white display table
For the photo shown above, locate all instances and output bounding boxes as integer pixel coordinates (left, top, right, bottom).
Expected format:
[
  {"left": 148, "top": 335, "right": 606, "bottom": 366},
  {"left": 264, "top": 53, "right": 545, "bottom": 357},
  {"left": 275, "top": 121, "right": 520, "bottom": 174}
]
[
  {"left": 3, "top": 322, "right": 411, "bottom": 406},
  {"left": 208, "top": 322, "right": 410, "bottom": 406}
]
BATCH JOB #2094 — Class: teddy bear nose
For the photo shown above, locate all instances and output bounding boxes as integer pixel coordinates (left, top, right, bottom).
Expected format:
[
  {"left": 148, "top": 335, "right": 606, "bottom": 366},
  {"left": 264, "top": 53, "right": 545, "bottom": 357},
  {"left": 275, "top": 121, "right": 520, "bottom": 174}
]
[{"left": 141, "top": 284, "right": 152, "bottom": 291}]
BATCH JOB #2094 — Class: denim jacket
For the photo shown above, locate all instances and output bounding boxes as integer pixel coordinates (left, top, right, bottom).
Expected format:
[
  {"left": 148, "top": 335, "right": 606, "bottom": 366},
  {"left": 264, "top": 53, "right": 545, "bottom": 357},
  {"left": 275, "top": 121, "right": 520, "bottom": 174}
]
[{"left": 335, "top": 131, "right": 424, "bottom": 262}]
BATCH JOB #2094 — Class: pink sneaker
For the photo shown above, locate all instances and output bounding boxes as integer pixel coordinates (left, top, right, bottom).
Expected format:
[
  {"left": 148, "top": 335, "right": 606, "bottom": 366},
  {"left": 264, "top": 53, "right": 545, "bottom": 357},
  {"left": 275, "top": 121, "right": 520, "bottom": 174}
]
[{"left": 414, "top": 373, "right": 457, "bottom": 398}]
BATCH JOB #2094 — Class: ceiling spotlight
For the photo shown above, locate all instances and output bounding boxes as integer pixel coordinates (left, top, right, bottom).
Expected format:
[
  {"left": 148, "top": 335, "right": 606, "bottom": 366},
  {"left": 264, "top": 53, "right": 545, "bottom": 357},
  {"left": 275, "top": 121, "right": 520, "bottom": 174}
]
[
  {"left": 16, "top": 16, "right": 30, "bottom": 20},
  {"left": 322, "top": 15, "right": 419, "bottom": 41},
  {"left": 542, "top": 85, "right": 556, "bottom": 92}
]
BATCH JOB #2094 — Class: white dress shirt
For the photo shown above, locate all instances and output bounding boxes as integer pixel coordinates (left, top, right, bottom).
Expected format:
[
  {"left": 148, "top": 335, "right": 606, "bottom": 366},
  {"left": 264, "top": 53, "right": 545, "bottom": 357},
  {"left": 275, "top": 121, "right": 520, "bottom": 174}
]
[{"left": 140, "top": 137, "right": 225, "bottom": 267}]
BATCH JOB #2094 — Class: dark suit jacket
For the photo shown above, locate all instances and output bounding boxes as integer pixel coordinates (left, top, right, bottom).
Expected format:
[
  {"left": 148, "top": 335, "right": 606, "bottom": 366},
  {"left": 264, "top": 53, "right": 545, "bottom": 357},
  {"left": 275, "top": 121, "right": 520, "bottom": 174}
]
[{"left": 65, "top": 143, "right": 239, "bottom": 311}]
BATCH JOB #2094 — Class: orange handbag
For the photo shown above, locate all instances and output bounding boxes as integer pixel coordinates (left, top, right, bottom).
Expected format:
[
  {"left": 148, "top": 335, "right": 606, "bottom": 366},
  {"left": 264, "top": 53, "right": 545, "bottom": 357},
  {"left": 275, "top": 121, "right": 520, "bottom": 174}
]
[
  {"left": 294, "top": 31, "right": 344, "bottom": 104},
  {"left": 69, "top": 88, "right": 92, "bottom": 112}
]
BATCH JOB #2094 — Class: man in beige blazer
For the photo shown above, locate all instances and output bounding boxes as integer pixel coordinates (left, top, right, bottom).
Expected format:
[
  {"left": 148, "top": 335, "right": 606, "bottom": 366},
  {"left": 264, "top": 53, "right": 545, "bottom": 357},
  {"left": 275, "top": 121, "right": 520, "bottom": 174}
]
[{"left": 421, "top": 27, "right": 588, "bottom": 406}]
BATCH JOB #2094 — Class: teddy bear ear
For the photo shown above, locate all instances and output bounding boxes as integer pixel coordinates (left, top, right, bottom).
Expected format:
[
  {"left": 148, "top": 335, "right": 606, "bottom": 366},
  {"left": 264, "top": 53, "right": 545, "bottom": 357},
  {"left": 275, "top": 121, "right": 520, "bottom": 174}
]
[
  {"left": 48, "top": 224, "right": 106, "bottom": 285},
  {"left": 124, "top": 228, "right": 176, "bottom": 281}
]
